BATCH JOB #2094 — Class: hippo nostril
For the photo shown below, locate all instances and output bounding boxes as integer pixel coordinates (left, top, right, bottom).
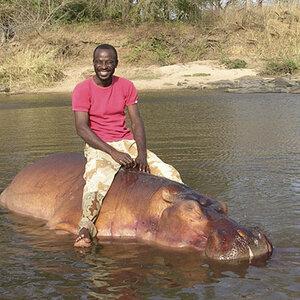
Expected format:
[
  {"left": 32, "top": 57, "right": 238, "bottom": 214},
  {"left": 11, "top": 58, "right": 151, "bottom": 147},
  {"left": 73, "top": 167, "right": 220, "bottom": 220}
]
[{"left": 252, "top": 226, "right": 264, "bottom": 239}]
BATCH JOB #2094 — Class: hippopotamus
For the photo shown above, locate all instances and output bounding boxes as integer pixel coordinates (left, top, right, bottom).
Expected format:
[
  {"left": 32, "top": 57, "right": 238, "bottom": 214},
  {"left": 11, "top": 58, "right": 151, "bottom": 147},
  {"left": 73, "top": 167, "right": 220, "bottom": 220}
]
[{"left": 0, "top": 153, "right": 272, "bottom": 262}]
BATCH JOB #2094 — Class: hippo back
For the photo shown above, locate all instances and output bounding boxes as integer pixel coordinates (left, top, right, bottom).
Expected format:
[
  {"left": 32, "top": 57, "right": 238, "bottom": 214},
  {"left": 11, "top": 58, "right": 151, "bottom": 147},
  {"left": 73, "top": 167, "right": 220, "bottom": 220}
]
[
  {"left": 0, "top": 153, "right": 85, "bottom": 222},
  {"left": 0, "top": 152, "right": 181, "bottom": 235}
]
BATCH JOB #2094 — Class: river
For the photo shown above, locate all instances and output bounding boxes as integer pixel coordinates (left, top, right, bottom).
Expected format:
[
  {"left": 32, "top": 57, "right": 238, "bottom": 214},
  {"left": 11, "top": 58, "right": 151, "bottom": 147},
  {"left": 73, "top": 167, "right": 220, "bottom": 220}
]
[{"left": 0, "top": 89, "right": 299, "bottom": 299}]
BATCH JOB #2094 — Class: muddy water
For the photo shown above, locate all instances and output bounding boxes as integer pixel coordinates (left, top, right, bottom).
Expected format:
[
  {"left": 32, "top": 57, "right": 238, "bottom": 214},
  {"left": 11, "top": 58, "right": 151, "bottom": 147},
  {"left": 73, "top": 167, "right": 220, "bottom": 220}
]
[{"left": 0, "top": 90, "right": 299, "bottom": 299}]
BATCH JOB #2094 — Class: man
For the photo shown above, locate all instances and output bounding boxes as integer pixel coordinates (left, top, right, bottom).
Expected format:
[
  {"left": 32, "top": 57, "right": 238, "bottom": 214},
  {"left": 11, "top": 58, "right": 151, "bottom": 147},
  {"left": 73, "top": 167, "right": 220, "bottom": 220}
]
[{"left": 72, "top": 44, "right": 183, "bottom": 247}]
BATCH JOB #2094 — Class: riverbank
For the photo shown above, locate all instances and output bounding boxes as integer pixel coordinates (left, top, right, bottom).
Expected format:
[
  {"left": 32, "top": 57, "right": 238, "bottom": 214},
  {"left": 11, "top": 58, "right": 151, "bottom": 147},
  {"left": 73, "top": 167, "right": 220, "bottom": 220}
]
[
  {"left": 2, "top": 4, "right": 300, "bottom": 95},
  {"left": 36, "top": 60, "right": 257, "bottom": 94},
  {"left": 21, "top": 60, "right": 300, "bottom": 95}
]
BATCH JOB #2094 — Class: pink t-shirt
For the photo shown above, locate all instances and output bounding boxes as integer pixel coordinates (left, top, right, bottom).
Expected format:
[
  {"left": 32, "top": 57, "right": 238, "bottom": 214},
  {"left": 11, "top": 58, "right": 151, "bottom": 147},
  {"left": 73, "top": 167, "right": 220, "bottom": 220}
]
[{"left": 72, "top": 76, "right": 138, "bottom": 142}]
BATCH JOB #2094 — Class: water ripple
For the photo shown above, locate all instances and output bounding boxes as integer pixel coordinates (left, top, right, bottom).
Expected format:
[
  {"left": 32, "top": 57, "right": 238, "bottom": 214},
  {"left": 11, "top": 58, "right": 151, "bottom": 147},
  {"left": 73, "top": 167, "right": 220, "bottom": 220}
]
[{"left": 0, "top": 91, "right": 299, "bottom": 299}]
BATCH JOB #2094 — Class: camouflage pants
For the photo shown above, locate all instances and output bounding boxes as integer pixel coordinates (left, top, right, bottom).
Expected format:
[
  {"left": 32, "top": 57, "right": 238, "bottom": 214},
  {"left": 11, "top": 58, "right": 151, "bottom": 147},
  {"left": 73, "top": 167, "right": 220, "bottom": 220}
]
[{"left": 78, "top": 140, "right": 183, "bottom": 237}]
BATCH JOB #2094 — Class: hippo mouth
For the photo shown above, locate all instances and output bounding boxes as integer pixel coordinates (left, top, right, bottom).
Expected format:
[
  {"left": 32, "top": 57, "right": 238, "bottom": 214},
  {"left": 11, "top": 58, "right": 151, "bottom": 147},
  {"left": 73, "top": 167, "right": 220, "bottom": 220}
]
[{"left": 204, "top": 226, "right": 273, "bottom": 262}]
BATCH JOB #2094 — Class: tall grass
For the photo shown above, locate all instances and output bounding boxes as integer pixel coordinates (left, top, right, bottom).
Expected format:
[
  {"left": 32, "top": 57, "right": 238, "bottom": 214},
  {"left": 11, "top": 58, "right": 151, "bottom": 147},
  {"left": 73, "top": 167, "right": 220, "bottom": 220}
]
[
  {"left": 218, "top": 4, "right": 300, "bottom": 73},
  {"left": 0, "top": 47, "right": 64, "bottom": 91}
]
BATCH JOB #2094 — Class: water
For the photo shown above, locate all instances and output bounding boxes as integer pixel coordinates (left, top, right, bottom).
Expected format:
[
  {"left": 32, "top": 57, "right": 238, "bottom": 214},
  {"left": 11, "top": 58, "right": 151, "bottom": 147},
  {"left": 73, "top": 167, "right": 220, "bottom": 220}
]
[{"left": 0, "top": 90, "right": 299, "bottom": 299}]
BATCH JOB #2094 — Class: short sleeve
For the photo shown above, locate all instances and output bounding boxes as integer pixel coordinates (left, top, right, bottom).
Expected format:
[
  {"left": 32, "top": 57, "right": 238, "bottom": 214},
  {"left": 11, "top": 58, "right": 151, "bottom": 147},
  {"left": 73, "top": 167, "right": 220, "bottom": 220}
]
[
  {"left": 72, "top": 80, "right": 91, "bottom": 112},
  {"left": 125, "top": 81, "right": 138, "bottom": 106}
]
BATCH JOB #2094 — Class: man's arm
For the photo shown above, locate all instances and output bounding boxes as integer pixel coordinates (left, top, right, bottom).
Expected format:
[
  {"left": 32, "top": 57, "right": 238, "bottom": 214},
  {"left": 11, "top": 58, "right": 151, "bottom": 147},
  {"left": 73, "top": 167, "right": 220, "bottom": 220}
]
[
  {"left": 127, "top": 104, "right": 150, "bottom": 173},
  {"left": 74, "top": 111, "right": 134, "bottom": 167}
]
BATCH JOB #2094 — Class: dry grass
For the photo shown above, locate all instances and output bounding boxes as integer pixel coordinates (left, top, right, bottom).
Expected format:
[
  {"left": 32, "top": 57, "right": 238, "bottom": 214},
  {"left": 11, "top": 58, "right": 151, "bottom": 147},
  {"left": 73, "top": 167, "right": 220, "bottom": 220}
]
[
  {"left": 217, "top": 4, "right": 300, "bottom": 69},
  {"left": 0, "top": 46, "right": 65, "bottom": 91}
]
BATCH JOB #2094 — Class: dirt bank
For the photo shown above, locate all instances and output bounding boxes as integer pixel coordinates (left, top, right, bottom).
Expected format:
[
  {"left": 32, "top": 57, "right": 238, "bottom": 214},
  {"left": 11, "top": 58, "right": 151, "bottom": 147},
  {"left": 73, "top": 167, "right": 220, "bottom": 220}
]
[{"left": 38, "top": 60, "right": 258, "bottom": 94}]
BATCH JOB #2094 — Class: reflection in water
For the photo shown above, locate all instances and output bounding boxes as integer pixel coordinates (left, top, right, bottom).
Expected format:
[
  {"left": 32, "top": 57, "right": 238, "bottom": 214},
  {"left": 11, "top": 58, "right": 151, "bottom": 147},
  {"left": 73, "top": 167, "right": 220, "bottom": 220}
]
[
  {"left": 2, "top": 209, "right": 254, "bottom": 299},
  {"left": 0, "top": 93, "right": 82, "bottom": 188},
  {"left": 0, "top": 90, "right": 299, "bottom": 299}
]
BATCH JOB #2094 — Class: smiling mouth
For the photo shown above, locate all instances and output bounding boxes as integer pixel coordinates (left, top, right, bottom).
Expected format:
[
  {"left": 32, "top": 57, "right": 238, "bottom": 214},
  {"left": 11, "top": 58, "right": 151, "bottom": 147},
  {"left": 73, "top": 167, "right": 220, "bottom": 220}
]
[{"left": 99, "top": 71, "right": 110, "bottom": 76}]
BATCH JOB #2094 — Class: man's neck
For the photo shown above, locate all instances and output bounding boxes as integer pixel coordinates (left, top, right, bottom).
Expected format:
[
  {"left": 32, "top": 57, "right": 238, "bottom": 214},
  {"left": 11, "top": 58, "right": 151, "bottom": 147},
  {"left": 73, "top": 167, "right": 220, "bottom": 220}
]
[{"left": 93, "top": 75, "right": 113, "bottom": 87}]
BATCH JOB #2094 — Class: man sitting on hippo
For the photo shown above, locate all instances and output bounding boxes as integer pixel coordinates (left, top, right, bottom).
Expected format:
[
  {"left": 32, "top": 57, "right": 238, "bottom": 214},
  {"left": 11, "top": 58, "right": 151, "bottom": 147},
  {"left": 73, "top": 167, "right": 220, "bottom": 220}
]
[{"left": 72, "top": 44, "right": 183, "bottom": 247}]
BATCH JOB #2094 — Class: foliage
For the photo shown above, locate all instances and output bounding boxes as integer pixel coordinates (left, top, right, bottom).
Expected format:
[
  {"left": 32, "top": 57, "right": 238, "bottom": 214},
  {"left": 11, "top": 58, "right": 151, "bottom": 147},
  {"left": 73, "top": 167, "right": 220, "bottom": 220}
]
[
  {"left": 124, "top": 35, "right": 174, "bottom": 65},
  {"left": 183, "top": 42, "right": 206, "bottom": 61},
  {"left": 183, "top": 73, "right": 211, "bottom": 76},
  {"left": 222, "top": 58, "right": 247, "bottom": 69},
  {"left": 52, "top": 1, "right": 101, "bottom": 23},
  {"left": 0, "top": 0, "right": 224, "bottom": 28},
  {"left": 264, "top": 59, "right": 298, "bottom": 75},
  {"left": 124, "top": 27, "right": 211, "bottom": 65},
  {"left": 2, "top": 0, "right": 300, "bottom": 29}
]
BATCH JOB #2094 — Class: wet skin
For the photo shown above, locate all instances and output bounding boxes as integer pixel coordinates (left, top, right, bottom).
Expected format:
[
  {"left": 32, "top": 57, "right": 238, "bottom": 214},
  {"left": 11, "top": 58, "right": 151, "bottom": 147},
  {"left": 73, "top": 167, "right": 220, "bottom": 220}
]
[
  {"left": 74, "top": 228, "right": 91, "bottom": 247},
  {"left": 0, "top": 153, "right": 273, "bottom": 262}
]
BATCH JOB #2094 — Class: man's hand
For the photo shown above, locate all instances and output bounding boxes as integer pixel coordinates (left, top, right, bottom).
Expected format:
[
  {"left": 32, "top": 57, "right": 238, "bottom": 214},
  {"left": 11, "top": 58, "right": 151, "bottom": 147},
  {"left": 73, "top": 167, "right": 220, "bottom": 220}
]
[
  {"left": 127, "top": 105, "right": 150, "bottom": 173},
  {"left": 110, "top": 149, "right": 134, "bottom": 168},
  {"left": 134, "top": 154, "right": 150, "bottom": 173}
]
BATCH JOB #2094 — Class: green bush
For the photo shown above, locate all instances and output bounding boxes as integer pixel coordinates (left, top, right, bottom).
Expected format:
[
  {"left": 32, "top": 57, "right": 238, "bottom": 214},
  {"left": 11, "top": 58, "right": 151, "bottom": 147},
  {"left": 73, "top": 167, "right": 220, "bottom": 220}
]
[
  {"left": 183, "top": 41, "right": 205, "bottom": 61},
  {"left": 125, "top": 35, "right": 173, "bottom": 65},
  {"left": 264, "top": 59, "right": 298, "bottom": 75},
  {"left": 223, "top": 58, "right": 247, "bottom": 69},
  {"left": 52, "top": 1, "right": 101, "bottom": 23}
]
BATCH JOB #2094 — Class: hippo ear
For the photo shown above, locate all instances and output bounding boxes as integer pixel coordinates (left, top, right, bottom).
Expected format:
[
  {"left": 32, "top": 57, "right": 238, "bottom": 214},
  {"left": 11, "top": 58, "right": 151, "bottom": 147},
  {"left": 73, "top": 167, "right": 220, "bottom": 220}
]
[{"left": 161, "top": 185, "right": 181, "bottom": 204}]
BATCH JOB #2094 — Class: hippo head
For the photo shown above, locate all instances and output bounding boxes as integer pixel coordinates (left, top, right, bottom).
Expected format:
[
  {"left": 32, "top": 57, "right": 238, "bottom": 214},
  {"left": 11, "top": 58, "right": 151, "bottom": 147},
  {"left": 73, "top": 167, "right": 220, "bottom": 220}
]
[
  {"left": 154, "top": 185, "right": 273, "bottom": 262},
  {"left": 204, "top": 225, "right": 273, "bottom": 261}
]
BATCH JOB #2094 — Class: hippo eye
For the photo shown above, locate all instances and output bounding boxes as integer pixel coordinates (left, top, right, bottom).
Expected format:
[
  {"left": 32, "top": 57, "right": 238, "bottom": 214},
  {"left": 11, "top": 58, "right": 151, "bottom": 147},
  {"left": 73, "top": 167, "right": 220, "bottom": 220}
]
[{"left": 183, "top": 200, "right": 203, "bottom": 216}]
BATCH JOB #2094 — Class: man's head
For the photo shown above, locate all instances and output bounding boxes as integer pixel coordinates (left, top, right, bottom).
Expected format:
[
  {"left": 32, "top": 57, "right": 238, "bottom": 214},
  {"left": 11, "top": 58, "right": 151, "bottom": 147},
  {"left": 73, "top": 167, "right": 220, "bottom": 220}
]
[{"left": 93, "top": 44, "right": 118, "bottom": 87}]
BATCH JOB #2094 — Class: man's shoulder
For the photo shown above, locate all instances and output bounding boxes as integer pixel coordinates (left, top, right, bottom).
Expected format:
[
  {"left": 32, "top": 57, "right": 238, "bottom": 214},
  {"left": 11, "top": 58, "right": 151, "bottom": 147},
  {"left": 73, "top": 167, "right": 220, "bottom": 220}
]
[
  {"left": 113, "top": 76, "right": 138, "bottom": 104},
  {"left": 73, "top": 76, "right": 93, "bottom": 92}
]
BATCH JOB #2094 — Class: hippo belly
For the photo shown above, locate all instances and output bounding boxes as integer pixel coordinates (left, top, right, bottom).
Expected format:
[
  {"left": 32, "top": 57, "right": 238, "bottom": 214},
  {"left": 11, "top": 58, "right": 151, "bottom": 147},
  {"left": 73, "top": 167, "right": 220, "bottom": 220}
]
[{"left": 0, "top": 153, "right": 273, "bottom": 261}]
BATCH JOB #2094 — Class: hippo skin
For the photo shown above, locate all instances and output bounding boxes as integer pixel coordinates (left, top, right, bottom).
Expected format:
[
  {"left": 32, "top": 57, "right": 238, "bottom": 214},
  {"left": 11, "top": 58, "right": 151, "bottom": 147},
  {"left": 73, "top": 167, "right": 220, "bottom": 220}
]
[{"left": 0, "top": 153, "right": 273, "bottom": 261}]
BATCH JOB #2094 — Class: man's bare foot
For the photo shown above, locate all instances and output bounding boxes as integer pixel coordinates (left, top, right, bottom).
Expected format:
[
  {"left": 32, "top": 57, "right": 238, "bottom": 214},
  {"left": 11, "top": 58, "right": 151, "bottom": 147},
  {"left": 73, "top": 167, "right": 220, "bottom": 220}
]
[{"left": 74, "top": 227, "right": 92, "bottom": 247}]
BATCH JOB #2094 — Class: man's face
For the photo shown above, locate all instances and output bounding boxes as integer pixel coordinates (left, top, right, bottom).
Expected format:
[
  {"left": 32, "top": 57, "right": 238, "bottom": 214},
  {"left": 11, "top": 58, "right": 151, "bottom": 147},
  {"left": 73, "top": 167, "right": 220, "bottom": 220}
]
[{"left": 93, "top": 48, "right": 118, "bottom": 86}]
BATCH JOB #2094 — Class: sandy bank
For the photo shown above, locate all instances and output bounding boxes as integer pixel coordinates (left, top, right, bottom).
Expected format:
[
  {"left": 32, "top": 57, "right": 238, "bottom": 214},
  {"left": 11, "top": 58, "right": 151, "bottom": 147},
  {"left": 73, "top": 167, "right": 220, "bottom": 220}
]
[
  {"left": 12, "top": 59, "right": 300, "bottom": 95},
  {"left": 38, "top": 60, "right": 258, "bottom": 94}
]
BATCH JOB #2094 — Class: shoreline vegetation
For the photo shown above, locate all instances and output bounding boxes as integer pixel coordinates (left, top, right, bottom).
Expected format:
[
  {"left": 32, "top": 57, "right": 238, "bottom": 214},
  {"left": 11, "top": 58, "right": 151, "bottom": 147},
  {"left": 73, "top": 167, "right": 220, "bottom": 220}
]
[{"left": 1, "top": 0, "right": 300, "bottom": 94}]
